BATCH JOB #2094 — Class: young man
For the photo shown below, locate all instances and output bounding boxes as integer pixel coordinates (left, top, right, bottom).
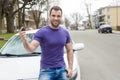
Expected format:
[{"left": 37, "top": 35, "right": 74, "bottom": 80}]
[{"left": 19, "top": 6, "right": 73, "bottom": 80}]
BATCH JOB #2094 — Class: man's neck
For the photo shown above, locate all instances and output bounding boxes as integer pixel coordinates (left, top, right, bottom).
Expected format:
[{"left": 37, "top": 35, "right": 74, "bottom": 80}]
[{"left": 49, "top": 24, "right": 59, "bottom": 29}]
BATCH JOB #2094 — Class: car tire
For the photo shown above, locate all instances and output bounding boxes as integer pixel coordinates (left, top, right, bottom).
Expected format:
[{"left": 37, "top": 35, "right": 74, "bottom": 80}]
[
  {"left": 110, "top": 31, "right": 112, "bottom": 33},
  {"left": 101, "top": 31, "right": 104, "bottom": 33}
]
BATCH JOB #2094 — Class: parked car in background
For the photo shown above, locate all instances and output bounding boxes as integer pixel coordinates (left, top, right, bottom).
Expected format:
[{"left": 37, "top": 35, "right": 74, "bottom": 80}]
[
  {"left": 98, "top": 24, "right": 112, "bottom": 33},
  {"left": 0, "top": 29, "right": 84, "bottom": 80},
  {"left": 78, "top": 26, "right": 85, "bottom": 31}
]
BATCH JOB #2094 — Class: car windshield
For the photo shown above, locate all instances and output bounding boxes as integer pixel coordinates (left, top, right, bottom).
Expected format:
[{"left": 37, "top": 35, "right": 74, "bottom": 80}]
[
  {"left": 100, "top": 24, "right": 111, "bottom": 28},
  {"left": 0, "top": 32, "right": 69, "bottom": 56},
  {"left": 0, "top": 33, "right": 41, "bottom": 55}
]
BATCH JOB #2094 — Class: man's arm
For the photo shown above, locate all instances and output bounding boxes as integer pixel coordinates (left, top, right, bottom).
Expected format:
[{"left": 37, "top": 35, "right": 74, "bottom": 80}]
[
  {"left": 65, "top": 43, "right": 73, "bottom": 78},
  {"left": 19, "top": 28, "right": 39, "bottom": 52},
  {"left": 23, "top": 40, "right": 39, "bottom": 52}
]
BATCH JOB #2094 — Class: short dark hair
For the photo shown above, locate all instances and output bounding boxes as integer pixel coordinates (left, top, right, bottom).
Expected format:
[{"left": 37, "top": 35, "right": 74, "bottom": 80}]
[{"left": 49, "top": 6, "right": 62, "bottom": 15}]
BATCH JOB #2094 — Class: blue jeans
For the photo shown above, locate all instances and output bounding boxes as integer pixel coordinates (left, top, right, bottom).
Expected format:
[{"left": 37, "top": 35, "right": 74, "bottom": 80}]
[{"left": 38, "top": 67, "right": 69, "bottom": 80}]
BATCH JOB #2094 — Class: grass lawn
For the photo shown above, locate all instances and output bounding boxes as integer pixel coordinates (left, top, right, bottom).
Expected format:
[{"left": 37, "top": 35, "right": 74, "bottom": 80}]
[{"left": 0, "top": 33, "right": 15, "bottom": 48}]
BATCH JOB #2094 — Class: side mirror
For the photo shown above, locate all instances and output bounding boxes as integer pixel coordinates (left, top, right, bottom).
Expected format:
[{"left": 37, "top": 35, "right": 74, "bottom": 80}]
[{"left": 73, "top": 43, "right": 84, "bottom": 51}]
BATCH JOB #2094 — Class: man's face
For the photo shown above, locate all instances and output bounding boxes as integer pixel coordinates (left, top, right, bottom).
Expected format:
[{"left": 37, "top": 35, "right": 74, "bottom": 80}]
[{"left": 49, "top": 9, "right": 62, "bottom": 28}]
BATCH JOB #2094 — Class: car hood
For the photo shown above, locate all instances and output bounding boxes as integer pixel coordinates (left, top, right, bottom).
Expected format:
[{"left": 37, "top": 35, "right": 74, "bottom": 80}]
[
  {"left": 0, "top": 53, "right": 79, "bottom": 80},
  {"left": 0, "top": 56, "right": 40, "bottom": 80}
]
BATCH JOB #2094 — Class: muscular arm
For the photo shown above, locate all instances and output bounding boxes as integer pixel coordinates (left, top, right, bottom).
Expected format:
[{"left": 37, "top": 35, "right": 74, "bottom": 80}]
[
  {"left": 23, "top": 40, "right": 39, "bottom": 52},
  {"left": 19, "top": 28, "right": 39, "bottom": 53},
  {"left": 65, "top": 43, "right": 73, "bottom": 77}
]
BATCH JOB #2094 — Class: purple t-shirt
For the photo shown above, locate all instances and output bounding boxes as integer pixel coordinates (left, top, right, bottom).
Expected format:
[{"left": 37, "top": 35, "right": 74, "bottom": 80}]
[
  {"left": 34, "top": 26, "right": 71, "bottom": 69},
  {"left": 34, "top": 26, "right": 70, "bottom": 68}
]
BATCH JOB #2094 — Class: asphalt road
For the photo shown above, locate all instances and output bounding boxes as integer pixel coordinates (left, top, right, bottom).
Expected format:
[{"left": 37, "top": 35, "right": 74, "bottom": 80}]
[{"left": 70, "top": 29, "right": 120, "bottom": 80}]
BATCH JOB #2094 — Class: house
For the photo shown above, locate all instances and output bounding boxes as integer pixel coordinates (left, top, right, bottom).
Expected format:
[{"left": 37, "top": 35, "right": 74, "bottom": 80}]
[{"left": 97, "top": 6, "right": 120, "bottom": 30}]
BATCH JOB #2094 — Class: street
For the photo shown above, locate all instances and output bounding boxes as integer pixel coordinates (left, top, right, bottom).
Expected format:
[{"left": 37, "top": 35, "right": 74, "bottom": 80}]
[{"left": 70, "top": 30, "right": 120, "bottom": 80}]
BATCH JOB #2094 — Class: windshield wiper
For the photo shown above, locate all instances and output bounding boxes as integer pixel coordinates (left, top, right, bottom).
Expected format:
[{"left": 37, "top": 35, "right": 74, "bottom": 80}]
[
  {"left": 0, "top": 52, "right": 41, "bottom": 57},
  {"left": 32, "top": 52, "right": 41, "bottom": 54},
  {"left": 0, "top": 53, "right": 18, "bottom": 57}
]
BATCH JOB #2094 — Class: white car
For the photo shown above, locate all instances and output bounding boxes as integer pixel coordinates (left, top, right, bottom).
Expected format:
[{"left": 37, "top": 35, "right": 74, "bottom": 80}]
[
  {"left": 0, "top": 29, "right": 84, "bottom": 80},
  {"left": 98, "top": 24, "right": 112, "bottom": 33},
  {"left": 78, "top": 26, "right": 85, "bottom": 31}
]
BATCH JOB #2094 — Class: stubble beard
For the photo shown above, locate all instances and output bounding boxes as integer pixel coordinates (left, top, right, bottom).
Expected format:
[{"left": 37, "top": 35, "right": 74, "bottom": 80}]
[{"left": 51, "top": 21, "right": 61, "bottom": 28}]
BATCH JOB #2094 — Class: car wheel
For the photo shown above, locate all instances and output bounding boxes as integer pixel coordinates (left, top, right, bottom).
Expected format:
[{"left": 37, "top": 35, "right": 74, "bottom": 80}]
[
  {"left": 110, "top": 30, "right": 112, "bottom": 33},
  {"left": 101, "top": 30, "right": 104, "bottom": 33}
]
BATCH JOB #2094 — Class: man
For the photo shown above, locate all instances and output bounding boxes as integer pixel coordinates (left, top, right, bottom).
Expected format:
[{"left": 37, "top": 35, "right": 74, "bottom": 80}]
[{"left": 19, "top": 6, "right": 73, "bottom": 80}]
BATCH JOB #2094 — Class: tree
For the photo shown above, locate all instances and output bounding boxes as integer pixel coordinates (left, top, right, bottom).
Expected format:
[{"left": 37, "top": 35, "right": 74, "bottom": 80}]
[
  {"left": 0, "top": 0, "right": 4, "bottom": 33},
  {"left": 30, "top": 0, "right": 47, "bottom": 29},
  {"left": 2, "top": 0, "right": 36, "bottom": 33},
  {"left": 64, "top": 17, "right": 71, "bottom": 29},
  {"left": 0, "top": 0, "right": 59, "bottom": 33},
  {"left": 85, "top": 3, "right": 92, "bottom": 29},
  {"left": 71, "top": 12, "right": 83, "bottom": 30}
]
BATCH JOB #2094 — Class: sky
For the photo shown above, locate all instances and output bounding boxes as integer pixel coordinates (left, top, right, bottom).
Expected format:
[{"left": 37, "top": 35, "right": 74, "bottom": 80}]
[{"left": 59, "top": 0, "right": 114, "bottom": 17}]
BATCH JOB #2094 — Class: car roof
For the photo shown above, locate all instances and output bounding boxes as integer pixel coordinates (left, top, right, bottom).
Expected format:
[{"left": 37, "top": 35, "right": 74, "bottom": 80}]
[
  {"left": 15, "top": 29, "right": 39, "bottom": 35},
  {"left": 15, "top": 26, "right": 69, "bottom": 36},
  {"left": 100, "top": 24, "right": 111, "bottom": 28}
]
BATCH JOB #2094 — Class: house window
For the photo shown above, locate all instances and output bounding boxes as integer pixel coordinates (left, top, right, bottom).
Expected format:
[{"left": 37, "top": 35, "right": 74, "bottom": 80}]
[{"left": 107, "top": 15, "right": 110, "bottom": 19}]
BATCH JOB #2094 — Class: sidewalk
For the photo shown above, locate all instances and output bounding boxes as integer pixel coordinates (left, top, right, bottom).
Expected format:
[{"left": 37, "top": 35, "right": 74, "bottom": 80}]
[{"left": 113, "top": 30, "right": 120, "bottom": 34}]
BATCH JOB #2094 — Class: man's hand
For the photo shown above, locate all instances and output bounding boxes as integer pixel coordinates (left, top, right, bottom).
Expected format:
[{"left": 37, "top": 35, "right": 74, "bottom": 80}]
[
  {"left": 66, "top": 68, "right": 72, "bottom": 78},
  {"left": 19, "top": 27, "right": 27, "bottom": 42}
]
